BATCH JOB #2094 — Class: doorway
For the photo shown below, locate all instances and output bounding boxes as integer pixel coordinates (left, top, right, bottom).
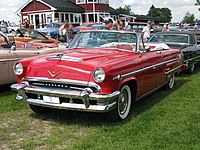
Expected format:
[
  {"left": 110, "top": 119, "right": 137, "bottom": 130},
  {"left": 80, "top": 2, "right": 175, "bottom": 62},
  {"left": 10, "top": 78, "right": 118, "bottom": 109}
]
[{"left": 35, "top": 15, "right": 39, "bottom": 28}]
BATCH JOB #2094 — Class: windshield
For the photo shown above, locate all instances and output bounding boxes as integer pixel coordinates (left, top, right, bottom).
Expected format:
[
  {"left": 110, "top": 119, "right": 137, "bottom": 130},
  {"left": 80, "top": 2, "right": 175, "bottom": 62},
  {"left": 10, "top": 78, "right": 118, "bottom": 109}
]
[
  {"left": 125, "top": 25, "right": 145, "bottom": 32},
  {"left": 91, "top": 25, "right": 106, "bottom": 29},
  {"left": 15, "top": 29, "right": 46, "bottom": 39},
  {"left": 81, "top": 23, "right": 94, "bottom": 27},
  {"left": 149, "top": 34, "right": 189, "bottom": 44},
  {"left": 46, "top": 23, "right": 61, "bottom": 28},
  {"left": 69, "top": 31, "right": 137, "bottom": 49}
]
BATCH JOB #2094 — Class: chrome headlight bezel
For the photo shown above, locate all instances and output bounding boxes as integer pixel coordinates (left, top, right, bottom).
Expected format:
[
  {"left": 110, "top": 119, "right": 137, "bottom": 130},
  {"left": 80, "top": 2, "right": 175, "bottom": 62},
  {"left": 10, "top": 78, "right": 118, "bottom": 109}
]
[
  {"left": 93, "top": 68, "right": 105, "bottom": 83},
  {"left": 13, "top": 62, "right": 23, "bottom": 75}
]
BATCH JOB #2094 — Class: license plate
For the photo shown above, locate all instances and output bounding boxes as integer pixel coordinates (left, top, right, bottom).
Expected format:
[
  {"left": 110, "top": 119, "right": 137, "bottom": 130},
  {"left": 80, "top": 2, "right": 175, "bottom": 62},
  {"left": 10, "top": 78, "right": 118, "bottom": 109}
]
[{"left": 43, "top": 96, "right": 60, "bottom": 104}]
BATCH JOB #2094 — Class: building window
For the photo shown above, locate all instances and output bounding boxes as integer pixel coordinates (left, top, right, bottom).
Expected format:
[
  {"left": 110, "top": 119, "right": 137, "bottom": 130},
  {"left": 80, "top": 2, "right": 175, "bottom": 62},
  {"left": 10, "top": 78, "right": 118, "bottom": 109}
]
[
  {"left": 70, "top": 14, "right": 74, "bottom": 22},
  {"left": 99, "top": 0, "right": 109, "bottom": 4},
  {"left": 47, "top": 14, "right": 53, "bottom": 23},
  {"left": 87, "top": 0, "right": 98, "bottom": 3},
  {"left": 76, "top": 0, "right": 86, "bottom": 4},
  {"left": 65, "top": 14, "right": 69, "bottom": 21},
  {"left": 61, "top": 13, "right": 64, "bottom": 22}
]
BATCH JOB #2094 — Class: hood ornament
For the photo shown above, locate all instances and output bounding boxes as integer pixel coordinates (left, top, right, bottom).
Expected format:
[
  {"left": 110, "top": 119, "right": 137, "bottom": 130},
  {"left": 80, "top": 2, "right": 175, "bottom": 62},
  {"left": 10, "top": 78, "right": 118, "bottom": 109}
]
[{"left": 48, "top": 70, "right": 62, "bottom": 78}]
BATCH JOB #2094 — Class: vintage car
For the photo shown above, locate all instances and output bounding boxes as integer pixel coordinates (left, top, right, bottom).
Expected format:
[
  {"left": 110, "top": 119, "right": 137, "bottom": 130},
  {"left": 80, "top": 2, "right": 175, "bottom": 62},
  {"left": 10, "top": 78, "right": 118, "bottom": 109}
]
[
  {"left": 13, "top": 29, "right": 58, "bottom": 43},
  {"left": 125, "top": 22, "right": 161, "bottom": 34},
  {"left": 91, "top": 24, "right": 106, "bottom": 30},
  {"left": 75, "top": 22, "right": 97, "bottom": 31},
  {"left": 0, "top": 32, "right": 65, "bottom": 86},
  {"left": 11, "top": 30, "right": 183, "bottom": 120},
  {"left": 37, "top": 22, "right": 62, "bottom": 39},
  {"left": 0, "top": 25, "right": 9, "bottom": 34},
  {"left": 0, "top": 21, "right": 19, "bottom": 32},
  {"left": 148, "top": 31, "right": 200, "bottom": 73},
  {"left": 11, "top": 29, "right": 59, "bottom": 49}
]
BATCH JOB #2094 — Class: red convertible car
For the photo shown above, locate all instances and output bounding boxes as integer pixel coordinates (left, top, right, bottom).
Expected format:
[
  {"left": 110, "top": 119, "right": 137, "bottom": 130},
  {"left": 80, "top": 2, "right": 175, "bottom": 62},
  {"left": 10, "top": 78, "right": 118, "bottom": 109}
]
[{"left": 11, "top": 30, "right": 183, "bottom": 120}]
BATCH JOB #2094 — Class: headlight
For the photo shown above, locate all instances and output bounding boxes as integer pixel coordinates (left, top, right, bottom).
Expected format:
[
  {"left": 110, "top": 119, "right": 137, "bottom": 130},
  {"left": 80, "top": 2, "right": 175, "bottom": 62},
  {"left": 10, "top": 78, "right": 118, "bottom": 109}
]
[
  {"left": 13, "top": 62, "right": 23, "bottom": 75},
  {"left": 93, "top": 68, "right": 105, "bottom": 83}
]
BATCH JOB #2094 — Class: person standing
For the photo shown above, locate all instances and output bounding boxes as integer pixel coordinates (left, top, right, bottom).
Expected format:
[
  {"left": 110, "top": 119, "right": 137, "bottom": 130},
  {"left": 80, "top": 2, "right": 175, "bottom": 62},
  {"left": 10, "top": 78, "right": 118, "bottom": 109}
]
[
  {"left": 104, "top": 18, "right": 114, "bottom": 30},
  {"left": 23, "top": 19, "right": 30, "bottom": 29},
  {"left": 142, "top": 21, "right": 151, "bottom": 42},
  {"left": 114, "top": 20, "right": 121, "bottom": 31},
  {"left": 162, "top": 23, "right": 169, "bottom": 31},
  {"left": 59, "top": 20, "right": 69, "bottom": 36}
]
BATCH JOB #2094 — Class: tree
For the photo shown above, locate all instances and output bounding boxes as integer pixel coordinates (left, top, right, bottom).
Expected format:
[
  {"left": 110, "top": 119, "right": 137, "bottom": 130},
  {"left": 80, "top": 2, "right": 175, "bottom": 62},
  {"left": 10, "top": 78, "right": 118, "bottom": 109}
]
[
  {"left": 116, "top": 5, "right": 133, "bottom": 15},
  {"left": 159, "top": 8, "right": 172, "bottom": 23},
  {"left": 182, "top": 12, "right": 195, "bottom": 23},
  {"left": 147, "top": 5, "right": 172, "bottom": 23}
]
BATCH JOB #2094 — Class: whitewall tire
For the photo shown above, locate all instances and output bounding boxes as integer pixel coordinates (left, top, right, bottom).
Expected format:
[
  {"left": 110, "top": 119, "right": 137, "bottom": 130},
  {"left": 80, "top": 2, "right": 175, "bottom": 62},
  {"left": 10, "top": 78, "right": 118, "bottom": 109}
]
[{"left": 108, "top": 85, "right": 132, "bottom": 121}]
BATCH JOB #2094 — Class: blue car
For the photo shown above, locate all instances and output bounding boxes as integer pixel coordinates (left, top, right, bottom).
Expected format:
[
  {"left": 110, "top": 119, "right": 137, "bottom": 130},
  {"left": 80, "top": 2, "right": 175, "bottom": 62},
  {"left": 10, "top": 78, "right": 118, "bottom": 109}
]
[{"left": 37, "top": 23, "right": 62, "bottom": 39}]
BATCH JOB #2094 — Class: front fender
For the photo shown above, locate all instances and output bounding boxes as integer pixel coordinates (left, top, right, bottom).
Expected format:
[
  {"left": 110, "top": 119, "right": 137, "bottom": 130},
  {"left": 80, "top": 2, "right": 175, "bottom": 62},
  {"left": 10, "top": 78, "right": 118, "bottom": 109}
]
[{"left": 119, "top": 77, "right": 137, "bottom": 89}]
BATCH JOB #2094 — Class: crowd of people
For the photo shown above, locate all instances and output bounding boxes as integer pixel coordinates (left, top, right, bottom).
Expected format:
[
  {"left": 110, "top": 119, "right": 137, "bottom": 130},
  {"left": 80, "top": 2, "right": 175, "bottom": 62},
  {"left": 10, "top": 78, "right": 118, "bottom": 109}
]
[{"left": 7, "top": 16, "right": 197, "bottom": 45}]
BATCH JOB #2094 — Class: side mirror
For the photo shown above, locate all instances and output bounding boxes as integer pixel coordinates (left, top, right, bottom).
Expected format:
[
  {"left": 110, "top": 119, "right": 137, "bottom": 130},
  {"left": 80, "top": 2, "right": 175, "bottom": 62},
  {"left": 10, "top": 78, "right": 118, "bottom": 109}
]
[
  {"left": 145, "top": 46, "right": 151, "bottom": 52},
  {"left": 11, "top": 45, "right": 16, "bottom": 51}
]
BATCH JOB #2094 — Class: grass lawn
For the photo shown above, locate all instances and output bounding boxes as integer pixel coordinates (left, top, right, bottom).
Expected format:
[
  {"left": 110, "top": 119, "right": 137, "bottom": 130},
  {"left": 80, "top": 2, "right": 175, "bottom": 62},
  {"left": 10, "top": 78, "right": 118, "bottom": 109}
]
[{"left": 0, "top": 70, "right": 199, "bottom": 150}]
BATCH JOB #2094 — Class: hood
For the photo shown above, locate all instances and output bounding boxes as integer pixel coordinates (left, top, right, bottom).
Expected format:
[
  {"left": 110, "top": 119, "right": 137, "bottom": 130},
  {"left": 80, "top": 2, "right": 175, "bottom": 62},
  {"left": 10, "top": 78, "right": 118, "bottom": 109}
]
[{"left": 26, "top": 48, "right": 132, "bottom": 82}]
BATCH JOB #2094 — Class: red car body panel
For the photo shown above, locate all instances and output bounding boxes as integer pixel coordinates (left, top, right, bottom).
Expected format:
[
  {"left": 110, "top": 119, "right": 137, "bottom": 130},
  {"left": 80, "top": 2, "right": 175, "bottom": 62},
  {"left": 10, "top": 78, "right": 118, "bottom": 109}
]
[{"left": 16, "top": 47, "right": 182, "bottom": 98}]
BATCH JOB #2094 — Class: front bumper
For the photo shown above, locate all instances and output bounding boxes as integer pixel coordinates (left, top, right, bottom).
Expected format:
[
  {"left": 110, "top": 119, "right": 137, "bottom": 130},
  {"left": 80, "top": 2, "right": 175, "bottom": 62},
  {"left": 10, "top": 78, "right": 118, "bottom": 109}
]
[{"left": 11, "top": 83, "right": 120, "bottom": 112}]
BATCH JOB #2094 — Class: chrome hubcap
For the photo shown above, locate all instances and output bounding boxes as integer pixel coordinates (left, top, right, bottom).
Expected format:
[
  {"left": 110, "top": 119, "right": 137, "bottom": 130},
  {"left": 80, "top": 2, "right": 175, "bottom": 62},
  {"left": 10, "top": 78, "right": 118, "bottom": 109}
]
[
  {"left": 191, "top": 65, "right": 194, "bottom": 71},
  {"left": 118, "top": 90, "right": 128, "bottom": 115},
  {"left": 169, "top": 75, "right": 174, "bottom": 88}
]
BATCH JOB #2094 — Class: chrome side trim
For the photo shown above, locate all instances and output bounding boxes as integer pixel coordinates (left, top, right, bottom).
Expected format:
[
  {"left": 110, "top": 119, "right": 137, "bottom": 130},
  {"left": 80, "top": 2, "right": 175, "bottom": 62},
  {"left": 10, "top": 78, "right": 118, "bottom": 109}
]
[
  {"left": 0, "top": 58, "right": 21, "bottom": 62},
  {"left": 184, "top": 55, "right": 200, "bottom": 62},
  {"left": 113, "top": 57, "right": 180, "bottom": 80},
  {"left": 165, "top": 65, "right": 182, "bottom": 75},
  {"left": 26, "top": 77, "right": 102, "bottom": 92}
]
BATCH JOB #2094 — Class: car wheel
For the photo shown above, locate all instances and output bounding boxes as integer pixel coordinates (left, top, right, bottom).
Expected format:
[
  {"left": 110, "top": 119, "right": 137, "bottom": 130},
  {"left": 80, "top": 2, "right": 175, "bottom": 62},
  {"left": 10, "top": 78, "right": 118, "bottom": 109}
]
[
  {"left": 108, "top": 85, "right": 132, "bottom": 121},
  {"left": 166, "top": 74, "right": 175, "bottom": 89},
  {"left": 188, "top": 64, "right": 195, "bottom": 74},
  {"left": 29, "top": 104, "right": 50, "bottom": 114}
]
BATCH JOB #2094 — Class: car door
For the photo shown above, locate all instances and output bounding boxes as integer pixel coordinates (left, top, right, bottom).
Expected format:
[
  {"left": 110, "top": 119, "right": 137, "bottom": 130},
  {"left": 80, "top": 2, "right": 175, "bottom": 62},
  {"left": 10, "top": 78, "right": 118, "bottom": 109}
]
[
  {"left": 0, "top": 50, "right": 9, "bottom": 85},
  {"left": 141, "top": 50, "right": 165, "bottom": 94}
]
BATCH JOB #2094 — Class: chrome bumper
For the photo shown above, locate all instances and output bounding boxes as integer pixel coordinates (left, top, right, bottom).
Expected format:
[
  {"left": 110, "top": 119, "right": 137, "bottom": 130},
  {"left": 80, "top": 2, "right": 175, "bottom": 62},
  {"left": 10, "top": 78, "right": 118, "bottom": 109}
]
[{"left": 11, "top": 84, "right": 120, "bottom": 112}]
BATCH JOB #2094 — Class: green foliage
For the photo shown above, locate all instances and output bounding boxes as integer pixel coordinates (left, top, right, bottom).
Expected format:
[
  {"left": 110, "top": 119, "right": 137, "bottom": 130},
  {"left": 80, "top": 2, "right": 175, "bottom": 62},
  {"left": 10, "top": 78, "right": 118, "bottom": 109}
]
[
  {"left": 148, "top": 5, "right": 172, "bottom": 23},
  {"left": 182, "top": 12, "right": 195, "bottom": 23},
  {"left": 116, "top": 5, "right": 132, "bottom": 15}
]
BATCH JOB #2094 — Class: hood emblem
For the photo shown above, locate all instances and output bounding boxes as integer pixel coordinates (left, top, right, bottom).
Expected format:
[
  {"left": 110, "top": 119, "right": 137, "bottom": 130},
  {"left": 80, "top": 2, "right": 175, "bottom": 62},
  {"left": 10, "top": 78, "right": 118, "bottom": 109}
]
[{"left": 48, "top": 70, "right": 62, "bottom": 78}]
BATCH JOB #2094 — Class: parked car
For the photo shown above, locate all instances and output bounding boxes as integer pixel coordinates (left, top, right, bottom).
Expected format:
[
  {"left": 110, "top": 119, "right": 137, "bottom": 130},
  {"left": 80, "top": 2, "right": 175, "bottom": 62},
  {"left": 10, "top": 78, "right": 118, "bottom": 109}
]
[
  {"left": 91, "top": 24, "right": 106, "bottom": 30},
  {"left": 75, "top": 22, "right": 97, "bottom": 30},
  {"left": 0, "top": 25, "right": 8, "bottom": 34},
  {"left": 37, "top": 22, "right": 62, "bottom": 39},
  {"left": 11, "top": 28, "right": 59, "bottom": 48},
  {"left": 0, "top": 31, "right": 65, "bottom": 85},
  {"left": 125, "top": 22, "right": 147, "bottom": 33},
  {"left": 0, "top": 21, "right": 19, "bottom": 32},
  {"left": 11, "top": 30, "right": 182, "bottom": 120},
  {"left": 148, "top": 31, "right": 200, "bottom": 73},
  {"left": 13, "top": 28, "right": 58, "bottom": 43}
]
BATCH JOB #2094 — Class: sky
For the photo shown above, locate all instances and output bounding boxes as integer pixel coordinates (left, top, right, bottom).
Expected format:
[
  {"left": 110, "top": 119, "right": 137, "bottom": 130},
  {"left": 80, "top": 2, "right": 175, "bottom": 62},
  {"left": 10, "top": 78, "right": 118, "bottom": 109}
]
[{"left": 0, "top": 0, "right": 199, "bottom": 23}]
